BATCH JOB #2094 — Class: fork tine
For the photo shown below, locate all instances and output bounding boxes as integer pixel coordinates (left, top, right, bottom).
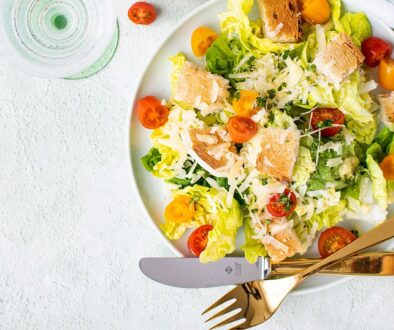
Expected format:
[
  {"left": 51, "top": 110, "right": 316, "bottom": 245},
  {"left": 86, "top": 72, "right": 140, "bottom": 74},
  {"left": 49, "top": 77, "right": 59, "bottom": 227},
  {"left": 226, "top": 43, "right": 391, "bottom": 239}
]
[
  {"left": 201, "top": 287, "right": 240, "bottom": 315},
  {"left": 209, "top": 312, "right": 246, "bottom": 330},
  {"left": 204, "top": 300, "right": 240, "bottom": 323}
]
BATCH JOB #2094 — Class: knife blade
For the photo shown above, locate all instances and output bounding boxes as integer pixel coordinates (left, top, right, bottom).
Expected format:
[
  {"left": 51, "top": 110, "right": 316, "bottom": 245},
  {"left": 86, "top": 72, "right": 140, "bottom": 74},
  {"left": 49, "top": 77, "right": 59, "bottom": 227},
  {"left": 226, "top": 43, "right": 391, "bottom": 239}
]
[{"left": 139, "top": 252, "right": 394, "bottom": 288}]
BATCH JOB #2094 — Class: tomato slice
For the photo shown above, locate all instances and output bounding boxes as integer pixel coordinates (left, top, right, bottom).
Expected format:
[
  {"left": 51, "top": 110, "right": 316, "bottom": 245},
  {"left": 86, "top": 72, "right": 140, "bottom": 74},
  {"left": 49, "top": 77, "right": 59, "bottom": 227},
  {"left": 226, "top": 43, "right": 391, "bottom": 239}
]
[
  {"left": 233, "top": 90, "right": 260, "bottom": 117},
  {"left": 191, "top": 26, "right": 218, "bottom": 57},
  {"left": 379, "top": 57, "right": 394, "bottom": 91},
  {"left": 187, "top": 225, "right": 213, "bottom": 257},
  {"left": 266, "top": 189, "right": 297, "bottom": 217},
  {"left": 380, "top": 154, "right": 394, "bottom": 180},
  {"left": 318, "top": 227, "right": 357, "bottom": 258},
  {"left": 165, "top": 196, "right": 195, "bottom": 224},
  {"left": 227, "top": 116, "right": 258, "bottom": 143},
  {"left": 128, "top": 2, "right": 156, "bottom": 25},
  {"left": 361, "top": 37, "right": 392, "bottom": 68},
  {"left": 311, "top": 107, "right": 345, "bottom": 137},
  {"left": 301, "top": 0, "right": 331, "bottom": 25},
  {"left": 136, "top": 96, "right": 169, "bottom": 129}
]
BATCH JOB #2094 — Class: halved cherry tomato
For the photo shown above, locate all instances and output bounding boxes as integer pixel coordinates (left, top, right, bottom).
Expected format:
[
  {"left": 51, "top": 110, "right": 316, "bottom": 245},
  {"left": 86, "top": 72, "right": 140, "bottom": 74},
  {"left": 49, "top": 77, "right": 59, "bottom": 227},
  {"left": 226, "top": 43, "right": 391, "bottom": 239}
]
[
  {"left": 136, "top": 96, "right": 169, "bottom": 129},
  {"left": 187, "top": 225, "right": 213, "bottom": 257},
  {"left": 233, "top": 90, "right": 260, "bottom": 117},
  {"left": 128, "top": 2, "right": 156, "bottom": 25},
  {"left": 311, "top": 107, "right": 345, "bottom": 137},
  {"left": 380, "top": 154, "right": 394, "bottom": 180},
  {"left": 318, "top": 227, "right": 357, "bottom": 258},
  {"left": 379, "top": 57, "right": 394, "bottom": 90},
  {"left": 301, "top": 0, "right": 331, "bottom": 25},
  {"left": 361, "top": 37, "right": 392, "bottom": 68},
  {"left": 191, "top": 26, "right": 218, "bottom": 57},
  {"left": 266, "top": 189, "right": 297, "bottom": 217},
  {"left": 227, "top": 116, "right": 258, "bottom": 143},
  {"left": 165, "top": 196, "right": 195, "bottom": 224}
]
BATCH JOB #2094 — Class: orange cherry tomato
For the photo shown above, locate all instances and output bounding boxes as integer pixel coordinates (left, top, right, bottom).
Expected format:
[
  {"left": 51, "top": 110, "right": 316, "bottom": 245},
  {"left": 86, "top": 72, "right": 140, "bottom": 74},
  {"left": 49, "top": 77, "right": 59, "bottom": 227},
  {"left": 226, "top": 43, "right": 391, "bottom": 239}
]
[
  {"left": 187, "top": 225, "right": 213, "bottom": 257},
  {"left": 227, "top": 116, "right": 258, "bottom": 144},
  {"left": 165, "top": 196, "right": 195, "bottom": 224},
  {"left": 233, "top": 90, "right": 260, "bottom": 117},
  {"left": 318, "top": 227, "right": 357, "bottom": 258},
  {"left": 136, "top": 96, "right": 169, "bottom": 129},
  {"left": 380, "top": 154, "right": 394, "bottom": 180},
  {"left": 266, "top": 189, "right": 297, "bottom": 217},
  {"left": 379, "top": 58, "right": 394, "bottom": 90},
  {"left": 301, "top": 0, "right": 331, "bottom": 24},
  {"left": 191, "top": 26, "right": 218, "bottom": 57},
  {"left": 311, "top": 107, "right": 345, "bottom": 137},
  {"left": 128, "top": 2, "right": 156, "bottom": 25}
]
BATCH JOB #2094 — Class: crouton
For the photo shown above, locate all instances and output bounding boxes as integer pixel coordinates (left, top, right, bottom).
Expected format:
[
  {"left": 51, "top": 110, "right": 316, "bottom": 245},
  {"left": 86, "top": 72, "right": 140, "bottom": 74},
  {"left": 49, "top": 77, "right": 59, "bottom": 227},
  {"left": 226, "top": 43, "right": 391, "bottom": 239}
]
[
  {"left": 256, "top": 128, "right": 300, "bottom": 181},
  {"left": 264, "top": 227, "right": 303, "bottom": 262},
  {"left": 174, "top": 62, "right": 230, "bottom": 112},
  {"left": 314, "top": 33, "right": 364, "bottom": 85},
  {"left": 187, "top": 128, "right": 236, "bottom": 175},
  {"left": 257, "top": 0, "right": 302, "bottom": 43},
  {"left": 378, "top": 92, "right": 394, "bottom": 125}
]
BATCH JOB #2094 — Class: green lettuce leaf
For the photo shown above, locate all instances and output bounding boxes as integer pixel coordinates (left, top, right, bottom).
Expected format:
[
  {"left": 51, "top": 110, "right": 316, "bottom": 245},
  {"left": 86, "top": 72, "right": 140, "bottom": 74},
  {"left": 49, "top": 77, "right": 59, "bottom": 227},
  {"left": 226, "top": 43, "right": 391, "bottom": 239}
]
[
  {"left": 141, "top": 148, "right": 162, "bottom": 172},
  {"left": 366, "top": 154, "right": 388, "bottom": 210},
  {"left": 328, "top": 0, "right": 343, "bottom": 32},
  {"left": 169, "top": 53, "right": 186, "bottom": 97},
  {"left": 339, "top": 12, "right": 371, "bottom": 46},
  {"left": 309, "top": 200, "right": 347, "bottom": 230},
  {"left": 240, "top": 217, "right": 267, "bottom": 264},
  {"left": 346, "top": 118, "right": 377, "bottom": 145},
  {"left": 293, "top": 147, "right": 316, "bottom": 187}
]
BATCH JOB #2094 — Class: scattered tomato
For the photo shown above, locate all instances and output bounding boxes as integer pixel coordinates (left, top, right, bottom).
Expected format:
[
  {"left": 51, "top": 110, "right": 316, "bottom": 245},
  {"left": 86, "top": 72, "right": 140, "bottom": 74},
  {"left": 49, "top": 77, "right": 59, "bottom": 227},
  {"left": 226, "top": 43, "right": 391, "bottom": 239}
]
[
  {"left": 266, "top": 189, "right": 297, "bottom": 217},
  {"left": 301, "top": 0, "right": 331, "bottom": 24},
  {"left": 311, "top": 107, "right": 345, "bottom": 137},
  {"left": 361, "top": 37, "right": 392, "bottom": 67},
  {"left": 379, "top": 57, "right": 394, "bottom": 90},
  {"left": 128, "top": 2, "right": 156, "bottom": 25},
  {"left": 165, "top": 196, "right": 195, "bottom": 224},
  {"left": 380, "top": 154, "right": 394, "bottom": 180},
  {"left": 227, "top": 116, "right": 258, "bottom": 143},
  {"left": 187, "top": 225, "right": 213, "bottom": 257},
  {"left": 318, "top": 227, "right": 357, "bottom": 258},
  {"left": 191, "top": 26, "right": 218, "bottom": 57},
  {"left": 136, "top": 96, "right": 169, "bottom": 129},
  {"left": 233, "top": 90, "right": 260, "bottom": 117}
]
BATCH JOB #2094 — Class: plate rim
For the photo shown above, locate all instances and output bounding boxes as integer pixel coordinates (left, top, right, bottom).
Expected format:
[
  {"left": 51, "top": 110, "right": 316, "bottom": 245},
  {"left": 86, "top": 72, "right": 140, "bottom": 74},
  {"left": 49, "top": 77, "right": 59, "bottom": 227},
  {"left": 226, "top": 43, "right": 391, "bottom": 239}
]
[{"left": 126, "top": 0, "right": 394, "bottom": 295}]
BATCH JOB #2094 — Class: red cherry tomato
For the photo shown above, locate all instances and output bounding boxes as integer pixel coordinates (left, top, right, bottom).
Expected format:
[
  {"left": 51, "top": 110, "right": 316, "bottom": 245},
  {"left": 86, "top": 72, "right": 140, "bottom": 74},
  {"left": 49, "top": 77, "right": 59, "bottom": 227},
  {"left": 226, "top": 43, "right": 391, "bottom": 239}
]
[
  {"left": 136, "top": 96, "right": 169, "bottom": 129},
  {"left": 266, "top": 189, "right": 297, "bottom": 217},
  {"left": 361, "top": 37, "right": 392, "bottom": 68},
  {"left": 318, "top": 227, "right": 357, "bottom": 258},
  {"left": 187, "top": 225, "right": 214, "bottom": 257},
  {"left": 128, "top": 2, "right": 157, "bottom": 25},
  {"left": 227, "top": 116, "right": 258, "bottom": 143},
  {"left": 311, "top": 107, "right": 345, "bottom": 137}
]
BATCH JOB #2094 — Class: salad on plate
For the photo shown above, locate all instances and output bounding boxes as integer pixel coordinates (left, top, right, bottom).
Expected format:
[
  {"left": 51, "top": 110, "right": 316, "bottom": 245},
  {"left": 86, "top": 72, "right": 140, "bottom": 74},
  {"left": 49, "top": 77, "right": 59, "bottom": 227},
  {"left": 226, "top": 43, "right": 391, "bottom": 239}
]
[{"left": 135, "top": 0, "right": 394, "bottom": 264}]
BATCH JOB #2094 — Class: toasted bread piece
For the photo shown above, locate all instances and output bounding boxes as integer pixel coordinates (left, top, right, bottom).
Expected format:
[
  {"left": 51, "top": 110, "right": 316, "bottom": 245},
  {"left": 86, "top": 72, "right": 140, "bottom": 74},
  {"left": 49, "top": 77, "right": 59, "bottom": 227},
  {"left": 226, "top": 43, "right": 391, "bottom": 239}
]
[
  {"left": 174, "top": 62, "right": 230, "bottom": 111},
  {"left": 257, "top": 0, "right": 302, "bottom": 43},
  {"left": 264, "top": 226, "right": 303, "bottom": 262},
  {"left": 314, "top": 33, "right": 364, "bottom": 84},
  {"left": 378, "top": 92, "right": 394, "bottom": 124},
  {"left": 256, "top": 128, "right": 300, "bottom": 181},
  {"left": 189, "top": 128, "right": 236, "bottom": 171}
]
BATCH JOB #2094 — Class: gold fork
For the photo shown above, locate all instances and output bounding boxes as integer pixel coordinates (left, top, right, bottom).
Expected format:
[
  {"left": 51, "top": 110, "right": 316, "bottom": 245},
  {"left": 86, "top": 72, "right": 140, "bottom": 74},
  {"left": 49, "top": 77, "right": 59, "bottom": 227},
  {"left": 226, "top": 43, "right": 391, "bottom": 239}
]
[{"left": 202, "top": 217, "right": 394, "bottom": 329}]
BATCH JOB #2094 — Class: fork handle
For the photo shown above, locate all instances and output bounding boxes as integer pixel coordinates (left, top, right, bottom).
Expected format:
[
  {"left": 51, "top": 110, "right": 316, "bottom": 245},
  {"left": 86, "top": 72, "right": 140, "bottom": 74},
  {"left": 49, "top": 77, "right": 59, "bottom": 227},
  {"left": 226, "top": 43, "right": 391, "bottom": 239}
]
[{"left": 298, "top": 217, "right": 394, "bottom": 280}]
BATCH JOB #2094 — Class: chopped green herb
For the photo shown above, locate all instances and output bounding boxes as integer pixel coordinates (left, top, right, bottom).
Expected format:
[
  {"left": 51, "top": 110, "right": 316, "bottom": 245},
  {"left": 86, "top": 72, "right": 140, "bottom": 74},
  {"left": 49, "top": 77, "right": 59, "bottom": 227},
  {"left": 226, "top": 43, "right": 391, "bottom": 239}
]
[
  {"left": 256, "top": 96, "right": 267, "bottom": 108},
  {"left": 316, "top": 119, "right": 333, "bottom": 129},
  {"left": 234, "top": 90, "right": 241, "bottom": 100}
]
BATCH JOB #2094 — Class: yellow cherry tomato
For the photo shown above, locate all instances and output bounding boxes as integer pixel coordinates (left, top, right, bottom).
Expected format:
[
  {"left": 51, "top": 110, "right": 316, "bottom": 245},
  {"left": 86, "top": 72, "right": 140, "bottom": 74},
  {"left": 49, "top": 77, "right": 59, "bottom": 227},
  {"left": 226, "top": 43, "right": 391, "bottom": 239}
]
[
  {"left": 191, "top": 26, "right": 218, "bottom": 57},
  {"left": 379, "top": 58, "right": 394, "bottom": 90},
  {"left": 380, "top": 154, "right": 394, "bottom": 180},
  {"left": 301, "top": 0, "right": 331, "bottom": 24},
  {"left": 165, "top": 196, "right": 195, "bottom": 223},
  {"left": 233, "top": 90, "right": 260, "bottom": 117}
]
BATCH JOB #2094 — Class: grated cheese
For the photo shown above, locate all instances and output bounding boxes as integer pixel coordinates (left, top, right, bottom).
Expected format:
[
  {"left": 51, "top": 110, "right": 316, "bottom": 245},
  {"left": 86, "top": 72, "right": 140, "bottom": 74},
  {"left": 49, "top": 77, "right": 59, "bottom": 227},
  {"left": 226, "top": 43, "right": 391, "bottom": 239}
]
[
  {"left": 327, "top": 157, "right": 342, "bottom": 167},
  {"left": 196, "top": 134, "right": 218, "bottom": 144},
  {"left": 211, "top": 80, "right": 220, "bottom": 103},
  {"left": 261, "top": 235, "right": 289, "bottom": 254}
]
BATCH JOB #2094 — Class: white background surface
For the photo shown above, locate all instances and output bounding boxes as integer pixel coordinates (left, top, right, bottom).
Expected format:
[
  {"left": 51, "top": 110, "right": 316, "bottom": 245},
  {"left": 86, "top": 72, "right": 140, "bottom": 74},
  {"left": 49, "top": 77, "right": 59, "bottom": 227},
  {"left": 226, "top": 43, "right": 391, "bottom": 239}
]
[{"left": 1, "top": 0, "right": 394, "bottom": 329}]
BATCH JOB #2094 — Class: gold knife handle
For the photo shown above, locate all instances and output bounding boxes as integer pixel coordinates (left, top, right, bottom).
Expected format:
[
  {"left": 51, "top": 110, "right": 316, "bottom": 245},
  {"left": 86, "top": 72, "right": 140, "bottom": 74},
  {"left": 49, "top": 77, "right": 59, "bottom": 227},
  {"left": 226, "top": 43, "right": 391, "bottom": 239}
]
[{"left": 271, "top": 252, "right": 394, "bottom": 276}]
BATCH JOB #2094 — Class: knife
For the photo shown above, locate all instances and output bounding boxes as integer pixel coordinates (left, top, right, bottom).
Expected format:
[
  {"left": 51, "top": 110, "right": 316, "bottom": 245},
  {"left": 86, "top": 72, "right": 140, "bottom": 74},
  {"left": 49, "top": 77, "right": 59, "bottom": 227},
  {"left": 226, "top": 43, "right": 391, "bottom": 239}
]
[{"left": 139, "top": 252, "right": 394, "bottom": 288}]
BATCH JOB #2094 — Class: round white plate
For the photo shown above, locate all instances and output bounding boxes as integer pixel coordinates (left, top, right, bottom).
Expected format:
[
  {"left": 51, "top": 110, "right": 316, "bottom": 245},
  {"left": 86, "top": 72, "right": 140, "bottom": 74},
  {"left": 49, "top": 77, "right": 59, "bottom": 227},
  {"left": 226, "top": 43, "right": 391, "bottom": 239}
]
[{"left": 128, "top": 0, "right": 394, "bottom": 294}]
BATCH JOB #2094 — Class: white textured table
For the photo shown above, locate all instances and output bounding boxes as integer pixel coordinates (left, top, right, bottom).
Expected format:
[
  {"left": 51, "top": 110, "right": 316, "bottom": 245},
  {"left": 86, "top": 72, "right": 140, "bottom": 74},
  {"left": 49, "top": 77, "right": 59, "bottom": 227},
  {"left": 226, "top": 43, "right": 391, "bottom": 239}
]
[{"left": 1, "top": 1, "right": 393, "bottom": 329}]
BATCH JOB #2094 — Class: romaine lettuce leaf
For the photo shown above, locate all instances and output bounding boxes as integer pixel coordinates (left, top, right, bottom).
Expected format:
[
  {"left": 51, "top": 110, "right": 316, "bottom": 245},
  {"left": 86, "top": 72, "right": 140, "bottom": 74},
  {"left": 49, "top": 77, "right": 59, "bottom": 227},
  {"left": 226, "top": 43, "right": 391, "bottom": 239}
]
[
  {"left": 240, "top": 217, "right": 267, "bottom": 264},
  {"left": 339, "top": 12, "right": 371, "bottom": 46},
  {"left": 346, "top": 118, "right": 377, "bottom": 145},
  {"left": 328, "top": 0, "right": 343, "bottom": 32},
  {"left": 169, "top": 53, "right": 186, "bottom": 97},
  {"left": 366, "top": 154, "right": 388, "bottom": 210},
  {"left": 309, "top": 200, "right": 346, "bottom": 230},
  {"left": 293, "top": 147, "right": 316, "bottom": 187},
  {"left": 141, "top": 148, "right": 162, "bottom": 172}
]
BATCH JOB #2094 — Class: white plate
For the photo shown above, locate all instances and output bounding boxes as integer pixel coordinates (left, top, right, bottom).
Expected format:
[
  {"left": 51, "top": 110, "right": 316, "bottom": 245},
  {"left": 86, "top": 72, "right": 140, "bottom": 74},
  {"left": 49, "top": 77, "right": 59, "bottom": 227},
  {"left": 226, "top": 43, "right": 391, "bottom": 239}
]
[{"left": 128, "top": 0, "right": 394, "bottom": 294}]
